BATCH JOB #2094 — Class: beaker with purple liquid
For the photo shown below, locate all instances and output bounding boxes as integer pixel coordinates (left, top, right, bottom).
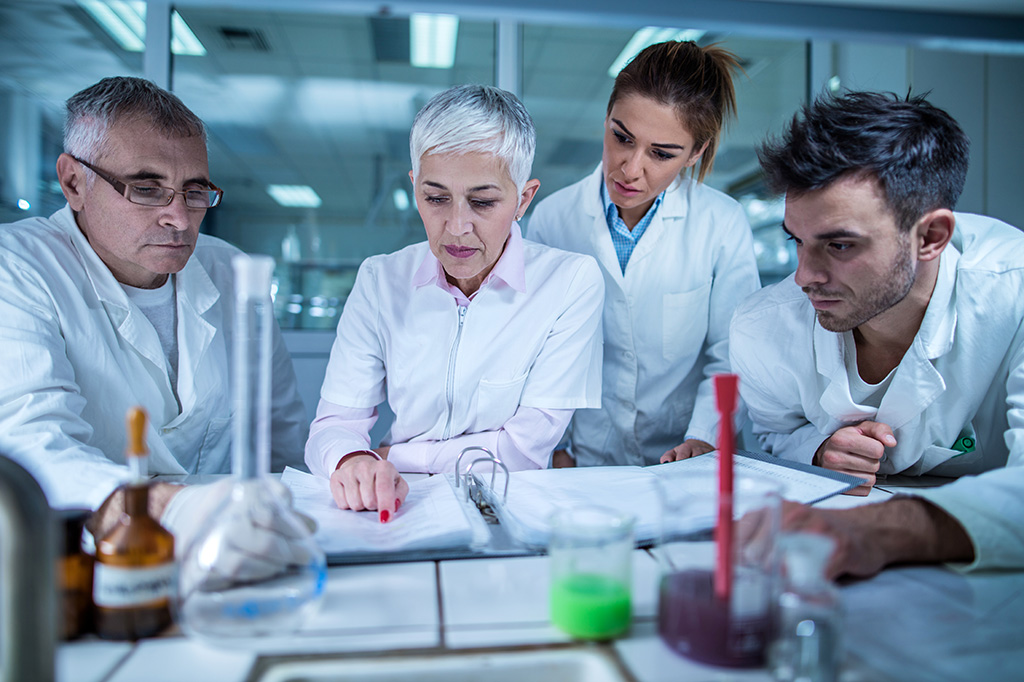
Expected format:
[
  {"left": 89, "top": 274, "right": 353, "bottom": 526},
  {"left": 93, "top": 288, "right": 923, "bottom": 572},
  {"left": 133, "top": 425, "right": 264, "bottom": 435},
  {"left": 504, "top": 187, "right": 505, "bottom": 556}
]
[{"left": 654, "top": 471, "right": 782, "bottom": 668}]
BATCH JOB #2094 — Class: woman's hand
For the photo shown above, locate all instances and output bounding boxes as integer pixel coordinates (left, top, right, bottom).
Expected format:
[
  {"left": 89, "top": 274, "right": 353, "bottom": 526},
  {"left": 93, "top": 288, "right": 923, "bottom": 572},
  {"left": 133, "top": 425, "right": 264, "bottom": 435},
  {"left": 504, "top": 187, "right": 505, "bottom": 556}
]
[
  {"left": 660, "top": 438, "right": 714, "bottom": 463},
  {"left": 329, "top": 453, "right": 408, "bottom": 523}
]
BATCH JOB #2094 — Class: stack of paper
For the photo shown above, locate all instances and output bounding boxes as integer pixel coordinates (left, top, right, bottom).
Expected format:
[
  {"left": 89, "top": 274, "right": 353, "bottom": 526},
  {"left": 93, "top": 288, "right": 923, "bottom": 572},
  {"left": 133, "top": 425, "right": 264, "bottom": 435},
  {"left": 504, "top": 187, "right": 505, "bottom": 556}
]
[
  {"left": 281, "top": 451, "right": 860, "bottom": 558},
  {"left": 477, "top": 451, "right": 861, "bottom": 548},
  {"left": 280, "top": 467, "right": 487, "bottom": 554}
]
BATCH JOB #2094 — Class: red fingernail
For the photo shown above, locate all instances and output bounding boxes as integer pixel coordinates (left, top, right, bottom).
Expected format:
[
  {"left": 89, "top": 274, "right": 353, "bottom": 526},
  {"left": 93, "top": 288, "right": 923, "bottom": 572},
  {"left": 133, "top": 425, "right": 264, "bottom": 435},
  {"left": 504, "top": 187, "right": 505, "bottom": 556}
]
[
  {"left": 395, "top": 498, "right": 402, "bottom": 511},
  {"left": 380, "top": 509, "right": 390, "bottom": 524}
]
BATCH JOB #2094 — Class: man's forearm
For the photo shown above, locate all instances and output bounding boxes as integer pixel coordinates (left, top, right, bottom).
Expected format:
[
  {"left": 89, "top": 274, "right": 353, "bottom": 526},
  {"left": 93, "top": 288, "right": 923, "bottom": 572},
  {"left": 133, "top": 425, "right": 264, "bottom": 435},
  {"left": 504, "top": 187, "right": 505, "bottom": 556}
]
[{"left": 872, "top": 497, "right": 974, "bottom": 566}]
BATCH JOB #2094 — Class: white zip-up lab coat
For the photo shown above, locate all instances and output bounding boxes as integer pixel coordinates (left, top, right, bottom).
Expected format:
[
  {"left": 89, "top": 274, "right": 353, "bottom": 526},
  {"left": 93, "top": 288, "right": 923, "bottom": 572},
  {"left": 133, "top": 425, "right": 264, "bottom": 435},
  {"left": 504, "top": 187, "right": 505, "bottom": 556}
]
[
  {"left": 0, "top": 206, "right": 307, "bottom": 510},
  {"left": 314, "top": 226, "right": 604, "bottom": 473},
  {"left": 528, "top": 166, "right": 760, "bottom": 466},
  {"left": 730, "top": 213, "right": 1024, "bottom": 570}
]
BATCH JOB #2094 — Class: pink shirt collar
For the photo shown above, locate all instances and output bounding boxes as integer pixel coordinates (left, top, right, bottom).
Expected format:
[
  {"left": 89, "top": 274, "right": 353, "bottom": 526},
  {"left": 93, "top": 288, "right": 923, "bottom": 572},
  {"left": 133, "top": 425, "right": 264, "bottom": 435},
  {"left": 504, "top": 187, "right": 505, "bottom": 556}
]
[{"left": 412, "top": 222, "right": 527, "bottom": 304}]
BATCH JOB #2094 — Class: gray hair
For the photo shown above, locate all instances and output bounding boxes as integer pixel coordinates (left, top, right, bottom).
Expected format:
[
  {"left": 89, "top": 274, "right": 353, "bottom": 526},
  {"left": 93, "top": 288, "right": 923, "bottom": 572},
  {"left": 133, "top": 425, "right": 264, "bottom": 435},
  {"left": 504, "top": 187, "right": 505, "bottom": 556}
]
[
  {"left": 64, "top": 76, "right": 206, "bottom": 162},
  {"left": 409, "top": 84, "right": 536, "bottom": 193}
]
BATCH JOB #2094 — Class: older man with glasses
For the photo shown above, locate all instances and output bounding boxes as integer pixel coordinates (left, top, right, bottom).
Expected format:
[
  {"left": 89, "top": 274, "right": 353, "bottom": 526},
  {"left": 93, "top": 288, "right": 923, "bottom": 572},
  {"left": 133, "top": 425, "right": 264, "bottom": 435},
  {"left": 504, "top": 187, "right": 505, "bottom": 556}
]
[{"left": 0, "top": 77, "right": 307, "bottom": 531}]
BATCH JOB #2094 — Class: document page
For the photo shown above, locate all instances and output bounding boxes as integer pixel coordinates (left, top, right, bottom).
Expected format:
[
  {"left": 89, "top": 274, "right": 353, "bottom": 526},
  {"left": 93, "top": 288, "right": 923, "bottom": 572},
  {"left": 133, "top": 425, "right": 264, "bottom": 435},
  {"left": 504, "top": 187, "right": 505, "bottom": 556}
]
[
  {"left": 479, "top": 451, "right": 861, "bottom": 548},
  {"left": 281, "top": 467, "right": 480, "bottom": 554}
]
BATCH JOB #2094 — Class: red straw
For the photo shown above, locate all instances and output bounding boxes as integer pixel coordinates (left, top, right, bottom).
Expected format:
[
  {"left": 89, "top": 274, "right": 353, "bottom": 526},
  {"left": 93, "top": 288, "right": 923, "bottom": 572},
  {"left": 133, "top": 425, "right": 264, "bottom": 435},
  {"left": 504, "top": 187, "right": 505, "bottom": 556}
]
[{"left": 714, "top": 373, "right": 739, "bottom": 601}]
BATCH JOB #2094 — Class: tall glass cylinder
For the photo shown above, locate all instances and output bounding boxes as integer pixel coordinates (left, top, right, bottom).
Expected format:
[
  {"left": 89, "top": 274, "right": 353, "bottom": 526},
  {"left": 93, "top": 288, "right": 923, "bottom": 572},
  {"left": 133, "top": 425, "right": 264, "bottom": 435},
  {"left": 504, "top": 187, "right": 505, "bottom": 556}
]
[{"left": 176, "top": 254, "right": 326, "bottom": 642}]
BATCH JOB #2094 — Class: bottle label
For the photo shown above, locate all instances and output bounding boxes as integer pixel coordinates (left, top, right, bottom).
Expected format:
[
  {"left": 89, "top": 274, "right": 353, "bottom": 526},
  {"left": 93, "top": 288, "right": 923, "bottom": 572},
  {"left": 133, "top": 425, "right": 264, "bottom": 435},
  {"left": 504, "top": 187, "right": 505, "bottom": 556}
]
[{"left": 93, "top": 562, "right": 175, "bottom": 608}]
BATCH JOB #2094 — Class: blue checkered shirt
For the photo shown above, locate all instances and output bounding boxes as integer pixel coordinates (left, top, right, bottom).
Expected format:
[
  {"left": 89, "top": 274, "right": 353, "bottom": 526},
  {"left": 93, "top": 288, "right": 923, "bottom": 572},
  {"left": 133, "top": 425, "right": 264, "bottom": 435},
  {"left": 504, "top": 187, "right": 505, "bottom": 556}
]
[{"left": 602, "top": 181, "right": 664, "bottom": 275}]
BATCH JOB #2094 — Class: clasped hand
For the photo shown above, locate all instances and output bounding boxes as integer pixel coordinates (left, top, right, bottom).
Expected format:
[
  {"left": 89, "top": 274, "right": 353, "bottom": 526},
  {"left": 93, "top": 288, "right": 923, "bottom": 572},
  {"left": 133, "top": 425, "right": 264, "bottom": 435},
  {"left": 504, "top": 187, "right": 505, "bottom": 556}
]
[{"left": 815, "top": 420, "right": 896, "bottom": 495}]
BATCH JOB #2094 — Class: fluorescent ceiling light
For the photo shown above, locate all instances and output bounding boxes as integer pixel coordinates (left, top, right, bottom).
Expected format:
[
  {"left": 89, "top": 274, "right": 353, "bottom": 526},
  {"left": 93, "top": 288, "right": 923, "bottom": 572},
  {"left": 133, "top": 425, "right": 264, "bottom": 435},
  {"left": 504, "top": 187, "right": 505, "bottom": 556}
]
[
  {"left": 77, "top": 1, "right": 206, "bottom": 56},
  {"left": 78, "top": 0, "right": 144, "bottom": 52},
  {"left": 392, "top": 188, "right": 410, "bottom": 211},
  {"left": 266, "top": 185, "right": 322, "bottom": 208},
  {"left": 411, "top": 13, "right": 458, "bottom": 69},
  {"left": 920, "top": 37, "right": 1024, "bottom": 56},
  {"left": 170, "top": 11, "right": 207, "bottom": 56},
  {"left": 607, "top": 27, "right": 706, "bottom": 77}
]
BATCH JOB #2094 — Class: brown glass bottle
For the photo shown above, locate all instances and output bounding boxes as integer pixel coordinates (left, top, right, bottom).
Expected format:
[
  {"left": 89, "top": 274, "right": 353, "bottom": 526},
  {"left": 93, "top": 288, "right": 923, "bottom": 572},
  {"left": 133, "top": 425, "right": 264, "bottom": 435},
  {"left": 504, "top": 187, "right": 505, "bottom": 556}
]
[
  {"left": 93, "top": 408, "right": 176, "bottom": 640},
  {"left": 58, "top": 508, "right": 95, "bottom": 640}
]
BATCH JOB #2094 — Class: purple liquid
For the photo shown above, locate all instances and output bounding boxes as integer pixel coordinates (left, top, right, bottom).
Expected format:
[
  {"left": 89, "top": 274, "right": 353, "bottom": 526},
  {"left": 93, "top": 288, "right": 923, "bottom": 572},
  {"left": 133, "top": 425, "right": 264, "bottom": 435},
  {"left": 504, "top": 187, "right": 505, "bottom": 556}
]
[{"left": 658, "top": 569, "right": 770, "bottom": 668}]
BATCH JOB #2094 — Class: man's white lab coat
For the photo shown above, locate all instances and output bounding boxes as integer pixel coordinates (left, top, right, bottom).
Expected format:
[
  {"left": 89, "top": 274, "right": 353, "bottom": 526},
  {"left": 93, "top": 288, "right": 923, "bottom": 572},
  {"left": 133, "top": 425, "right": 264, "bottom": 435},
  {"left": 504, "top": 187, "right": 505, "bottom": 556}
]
[
  {"left": 730, "top": 213, "right": 1024, "bottom": 570},
  {"left": 0, "top": 207, "right": 307, "bottom": 509}
]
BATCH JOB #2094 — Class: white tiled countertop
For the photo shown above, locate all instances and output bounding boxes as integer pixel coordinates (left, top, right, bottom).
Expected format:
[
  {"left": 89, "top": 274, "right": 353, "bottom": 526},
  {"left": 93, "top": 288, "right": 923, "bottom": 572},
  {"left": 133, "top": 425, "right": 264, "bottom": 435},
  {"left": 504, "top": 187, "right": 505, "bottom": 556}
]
[
  {"left": 59, "top": 479, "right": 1024, "bottom": 682},
  {"left": 60, "top": 548, "right": 1024, "bottom": 682}
]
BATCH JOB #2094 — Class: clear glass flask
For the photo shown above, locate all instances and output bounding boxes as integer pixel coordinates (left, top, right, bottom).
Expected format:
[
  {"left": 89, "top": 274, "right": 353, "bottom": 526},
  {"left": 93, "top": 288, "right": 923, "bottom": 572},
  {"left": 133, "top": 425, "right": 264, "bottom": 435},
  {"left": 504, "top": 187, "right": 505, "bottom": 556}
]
[
  {"left": 769, "top": 532, "right": 843, "bottom": 682},
  {"left": 176, "top": 254, "right": 326, "bottom": 641}
]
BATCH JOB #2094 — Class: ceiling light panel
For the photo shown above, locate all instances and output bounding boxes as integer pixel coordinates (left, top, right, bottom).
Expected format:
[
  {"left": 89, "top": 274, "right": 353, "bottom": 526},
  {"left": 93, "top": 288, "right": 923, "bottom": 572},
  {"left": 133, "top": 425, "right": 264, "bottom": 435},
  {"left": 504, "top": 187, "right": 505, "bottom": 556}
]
[
  {"left": 411, "top": 13, "right": 458, "bottom": 69},
  {"left": 267, "top": 184, "right": 322, "bottom": 208}
]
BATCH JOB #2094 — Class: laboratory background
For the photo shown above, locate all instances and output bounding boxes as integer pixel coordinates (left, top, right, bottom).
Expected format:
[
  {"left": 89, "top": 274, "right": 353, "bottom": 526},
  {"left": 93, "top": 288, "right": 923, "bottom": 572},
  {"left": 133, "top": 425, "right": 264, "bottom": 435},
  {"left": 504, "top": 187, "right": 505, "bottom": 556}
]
[{"left": 1, "top": 0, "right": 1022, "bottom": 426}]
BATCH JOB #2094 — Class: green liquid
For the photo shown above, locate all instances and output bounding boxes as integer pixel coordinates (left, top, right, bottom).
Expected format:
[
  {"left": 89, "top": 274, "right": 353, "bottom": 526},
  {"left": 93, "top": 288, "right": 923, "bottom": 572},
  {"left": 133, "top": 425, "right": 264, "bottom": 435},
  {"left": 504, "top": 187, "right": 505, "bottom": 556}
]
[{"left": 550, "top": 573, "right": 631, "bottom": 639}]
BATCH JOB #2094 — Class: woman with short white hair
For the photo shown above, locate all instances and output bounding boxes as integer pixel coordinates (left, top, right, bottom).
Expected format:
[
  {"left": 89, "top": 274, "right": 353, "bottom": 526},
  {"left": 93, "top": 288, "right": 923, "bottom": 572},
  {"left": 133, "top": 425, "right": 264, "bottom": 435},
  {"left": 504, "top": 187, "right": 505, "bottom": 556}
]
[{"left": 305, "top": 84, "right": 605, "bottom": 519}]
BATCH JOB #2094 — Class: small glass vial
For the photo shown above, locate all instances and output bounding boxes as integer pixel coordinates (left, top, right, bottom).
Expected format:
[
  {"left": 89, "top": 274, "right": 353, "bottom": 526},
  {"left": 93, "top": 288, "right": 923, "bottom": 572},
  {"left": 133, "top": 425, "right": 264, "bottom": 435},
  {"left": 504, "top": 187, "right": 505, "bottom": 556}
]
[
  {"left": 93, "top": 407, "right": 176, "bottom": 640},
  {"left": 769, "top": 532, "right": 842, "bottom": 682}
]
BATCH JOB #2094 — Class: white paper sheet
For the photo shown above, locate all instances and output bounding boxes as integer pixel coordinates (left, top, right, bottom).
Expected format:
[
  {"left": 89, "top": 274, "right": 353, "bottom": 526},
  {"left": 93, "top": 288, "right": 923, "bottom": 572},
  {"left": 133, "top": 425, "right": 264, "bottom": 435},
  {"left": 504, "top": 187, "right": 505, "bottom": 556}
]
[
  {"left": 480, "top": 451, "right": 861, "bottom": 548},
  {"left": 281, "top": 467, "right": 479, "bottom": 554}
]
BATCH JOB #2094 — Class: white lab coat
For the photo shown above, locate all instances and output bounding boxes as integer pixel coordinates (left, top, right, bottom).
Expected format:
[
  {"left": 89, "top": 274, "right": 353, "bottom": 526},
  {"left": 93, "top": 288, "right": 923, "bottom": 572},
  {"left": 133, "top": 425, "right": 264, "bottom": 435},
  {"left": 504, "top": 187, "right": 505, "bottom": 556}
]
[
  {"left": 528, "top": 166, "right": 761, "bottom": 466},
  {"left": 0, "top": 206, "right": 308, "bottom": 510},
  {"left": 730, "top": 212, "right": 1024, "bottom": 570},
  {"left": 313, "top": 225, "right": 604, "bottom": 474}
]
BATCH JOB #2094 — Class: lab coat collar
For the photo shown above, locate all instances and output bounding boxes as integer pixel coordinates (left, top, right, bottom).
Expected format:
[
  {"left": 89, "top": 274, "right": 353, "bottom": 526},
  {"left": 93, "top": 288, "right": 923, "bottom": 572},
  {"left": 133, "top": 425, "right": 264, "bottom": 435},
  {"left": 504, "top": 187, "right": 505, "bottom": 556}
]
[
  {"left": 578, "top": 167, "right": 628, "bottom": 286},
  {"left": 54, "top": 204, "right": 220, "bottom": 316},
  {"left": 412, "top": 222, "right": 527, "bottom": 295},
  {"left": 580, "top": 165, "right": 693, "bottom": 284},
  {"left": 813, "top": 242, "right": 961, "bottom": 429},
  {"left": 55, "top": 205, "right": 131, "bottom": 311}
]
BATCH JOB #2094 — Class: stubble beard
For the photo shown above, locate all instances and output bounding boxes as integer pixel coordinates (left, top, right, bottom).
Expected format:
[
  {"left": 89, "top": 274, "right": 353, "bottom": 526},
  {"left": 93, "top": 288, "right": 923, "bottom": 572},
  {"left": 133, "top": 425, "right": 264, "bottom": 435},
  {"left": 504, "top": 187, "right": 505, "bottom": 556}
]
[{"left": 813, "top": 238, "right": 917, "bottom": 333}]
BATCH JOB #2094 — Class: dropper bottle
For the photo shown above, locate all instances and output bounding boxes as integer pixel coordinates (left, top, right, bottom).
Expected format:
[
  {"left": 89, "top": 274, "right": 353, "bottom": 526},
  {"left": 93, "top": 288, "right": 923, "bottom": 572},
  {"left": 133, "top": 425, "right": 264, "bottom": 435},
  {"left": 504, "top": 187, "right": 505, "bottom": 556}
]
[{"left": 93, "top": 407, "right": 175, "bottom": 640}]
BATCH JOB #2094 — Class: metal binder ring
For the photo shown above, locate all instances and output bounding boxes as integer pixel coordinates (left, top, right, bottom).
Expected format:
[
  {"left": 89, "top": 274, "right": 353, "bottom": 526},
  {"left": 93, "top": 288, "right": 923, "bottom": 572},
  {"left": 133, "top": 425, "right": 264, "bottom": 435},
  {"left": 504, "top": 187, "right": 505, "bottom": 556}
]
[
  {"left": 466, "top": 456, "right": 510, "bottom": 504},
  {"left": 455, "top": 446, "right": 496, "bottom": 489}
]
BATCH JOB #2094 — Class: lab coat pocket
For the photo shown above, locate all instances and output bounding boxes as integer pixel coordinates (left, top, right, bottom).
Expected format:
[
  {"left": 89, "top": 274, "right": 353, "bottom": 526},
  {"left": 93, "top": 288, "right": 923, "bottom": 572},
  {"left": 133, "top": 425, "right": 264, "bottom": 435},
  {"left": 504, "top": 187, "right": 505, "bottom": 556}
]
[
  {"left": 662, "top": 282, "right": 711, "bottom": 364},
  {"left": 196, "top": 416, "right": 232, "bottom": 473},
  {"left": 475, "top": 373, "right": 529, "bottom": 430},
  {"left": 921, "top": 434, "right": 984, "bottom": 476}
]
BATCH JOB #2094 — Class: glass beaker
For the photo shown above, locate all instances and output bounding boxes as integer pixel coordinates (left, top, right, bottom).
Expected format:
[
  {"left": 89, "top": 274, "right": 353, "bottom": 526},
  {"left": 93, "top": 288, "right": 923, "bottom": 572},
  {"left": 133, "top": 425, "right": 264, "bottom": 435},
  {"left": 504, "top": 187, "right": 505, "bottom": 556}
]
[
  {"left": 655, "top": 471, "right": 782, "bottom": 668},
  {"left": 769, "top": 532, "right": 843, "bottom": 682},
  {"left": 548, "top": 505, "right": 635, "bottom": 640},
  {"left": 176, "top": 254, "right": 326, "bottom": 641}
]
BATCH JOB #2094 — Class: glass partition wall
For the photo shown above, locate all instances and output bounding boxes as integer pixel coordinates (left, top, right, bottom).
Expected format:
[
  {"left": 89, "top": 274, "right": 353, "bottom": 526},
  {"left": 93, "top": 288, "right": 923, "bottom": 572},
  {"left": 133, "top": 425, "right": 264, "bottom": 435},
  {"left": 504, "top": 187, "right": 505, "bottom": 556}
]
[{"left": 4, "top": 1, "right": 1021, "bottom": 330}]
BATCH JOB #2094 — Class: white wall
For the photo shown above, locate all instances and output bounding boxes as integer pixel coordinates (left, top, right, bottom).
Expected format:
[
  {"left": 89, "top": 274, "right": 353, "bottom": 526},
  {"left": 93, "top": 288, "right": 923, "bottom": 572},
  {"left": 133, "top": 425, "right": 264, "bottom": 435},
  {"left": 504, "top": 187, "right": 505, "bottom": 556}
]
[{"left": 814, "top": 41, "right": 1023, "bottom": 229}]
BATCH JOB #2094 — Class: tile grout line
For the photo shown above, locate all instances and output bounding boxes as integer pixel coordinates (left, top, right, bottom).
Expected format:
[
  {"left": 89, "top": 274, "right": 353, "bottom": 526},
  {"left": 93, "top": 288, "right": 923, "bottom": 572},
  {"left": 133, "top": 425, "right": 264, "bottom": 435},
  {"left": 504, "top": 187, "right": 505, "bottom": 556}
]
[{"left": 435, "top": 561, "right": 446, "bottom": 649}]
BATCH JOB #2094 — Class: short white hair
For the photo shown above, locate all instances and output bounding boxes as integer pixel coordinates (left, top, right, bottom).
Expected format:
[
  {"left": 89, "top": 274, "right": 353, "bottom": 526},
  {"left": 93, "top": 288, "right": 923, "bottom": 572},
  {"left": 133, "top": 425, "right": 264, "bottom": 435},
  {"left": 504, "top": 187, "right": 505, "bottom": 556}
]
[{"left": 409, "top": 84, "right": 536, "bottom": 193}]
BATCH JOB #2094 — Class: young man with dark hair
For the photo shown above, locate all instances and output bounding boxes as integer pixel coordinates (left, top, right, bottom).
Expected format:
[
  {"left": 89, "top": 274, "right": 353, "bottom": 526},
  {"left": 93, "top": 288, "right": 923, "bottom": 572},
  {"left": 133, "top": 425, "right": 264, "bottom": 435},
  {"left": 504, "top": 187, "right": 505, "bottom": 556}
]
[{"left": 731, "top": 91, "right": 1024, "bottom": 578}]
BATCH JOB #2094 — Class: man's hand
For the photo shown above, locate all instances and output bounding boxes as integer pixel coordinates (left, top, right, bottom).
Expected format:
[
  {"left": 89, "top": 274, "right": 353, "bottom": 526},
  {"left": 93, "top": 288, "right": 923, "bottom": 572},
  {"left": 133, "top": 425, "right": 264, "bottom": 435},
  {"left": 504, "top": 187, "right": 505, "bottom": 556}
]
[
  {"left": 173, "top": 479, "right": 322, "bottom": 595},
  {"left": 87, "top": 481, "right": 184, "bottom": 542},
  {"left": 814, "top": 421, "right": 896, "bottom": 495},
  {"left": 780, "top": 498, "right": 974, "bottom": 580},
  {"left": 551, "top": 449, "right": 576, "bottom": 468},
  {"left": 660, "top": 438, "right": 714, "bottom": 464},
  {"left": 329, "top": 453, "right": 408, "bottom": 522}
]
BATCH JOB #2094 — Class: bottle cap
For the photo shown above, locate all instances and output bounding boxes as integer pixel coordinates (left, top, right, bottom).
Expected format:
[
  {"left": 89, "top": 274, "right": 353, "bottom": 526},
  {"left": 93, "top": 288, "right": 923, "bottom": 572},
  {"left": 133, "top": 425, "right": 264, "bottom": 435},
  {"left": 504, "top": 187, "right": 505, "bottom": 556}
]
[{"left": 125, "top": 407, "right": 148, "bottom": 459}]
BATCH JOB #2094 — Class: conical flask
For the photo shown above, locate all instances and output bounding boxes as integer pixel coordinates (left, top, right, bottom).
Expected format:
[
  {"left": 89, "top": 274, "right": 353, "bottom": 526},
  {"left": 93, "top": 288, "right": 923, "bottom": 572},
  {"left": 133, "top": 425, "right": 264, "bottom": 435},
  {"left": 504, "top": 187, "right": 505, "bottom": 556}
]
[{"left": 176, "top": 253, "right": 326, "bottom": 641}]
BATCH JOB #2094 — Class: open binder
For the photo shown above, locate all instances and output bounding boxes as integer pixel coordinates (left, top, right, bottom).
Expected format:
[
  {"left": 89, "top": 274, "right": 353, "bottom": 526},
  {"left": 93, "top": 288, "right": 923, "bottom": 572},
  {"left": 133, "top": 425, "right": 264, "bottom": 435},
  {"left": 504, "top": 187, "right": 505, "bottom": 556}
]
[{"left": 281, "top": 450, "right": 862, "bottom": 564}]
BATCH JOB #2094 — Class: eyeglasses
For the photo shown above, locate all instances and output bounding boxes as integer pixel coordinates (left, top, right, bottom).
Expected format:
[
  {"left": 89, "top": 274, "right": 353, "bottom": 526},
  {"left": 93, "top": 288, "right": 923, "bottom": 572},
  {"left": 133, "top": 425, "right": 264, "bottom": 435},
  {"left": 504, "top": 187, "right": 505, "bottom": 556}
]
[{"left": 72, "top": 156, "right": 223, "bottom": 209}]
